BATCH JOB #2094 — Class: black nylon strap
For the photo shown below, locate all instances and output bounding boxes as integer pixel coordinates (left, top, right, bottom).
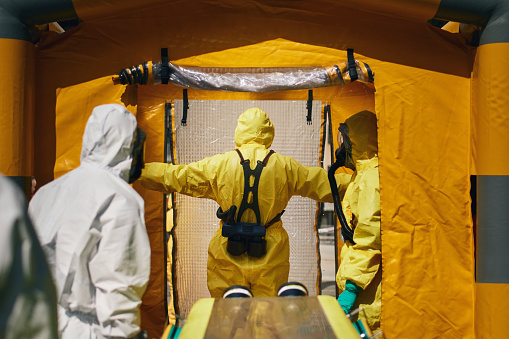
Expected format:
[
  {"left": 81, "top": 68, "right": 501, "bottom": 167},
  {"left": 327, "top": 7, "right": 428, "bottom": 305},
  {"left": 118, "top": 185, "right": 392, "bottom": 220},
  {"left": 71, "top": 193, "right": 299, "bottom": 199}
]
[
  {"left": 235, "top": 150, "right": 275, "bottom": 224},
  {"left": 142, "top": 62, "right": 149, "bottom": 85},
  {"left": 235, "top": 149, "right": 245, "bottom": 162},
  {"left": 260, "top": 150, "right": 274, "bottom": 165},
  {"left": 161, "top": 48, "right": 170, "bottom": 85},
  {"left": 235, "top": 149, "right": 274, "bottom": 165},
  {"left": 266, "top": 210, "right": 284, "bottom": 226},
  {"left": 217, "top": 205, "right": 283, "bottom": 226},
  {"left": 365, "top": 62, "right": 374, "bottom": 82},
  {"left": 347, "top": 48, "right": 358, "bottom": 82}
]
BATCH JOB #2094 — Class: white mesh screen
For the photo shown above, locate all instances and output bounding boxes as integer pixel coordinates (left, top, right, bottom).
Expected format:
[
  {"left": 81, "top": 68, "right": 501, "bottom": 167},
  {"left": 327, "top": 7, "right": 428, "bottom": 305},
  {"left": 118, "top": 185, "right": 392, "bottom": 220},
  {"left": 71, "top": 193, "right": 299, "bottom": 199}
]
[{"left": 171, "top": 100, "right": 322, "bottom": 317}]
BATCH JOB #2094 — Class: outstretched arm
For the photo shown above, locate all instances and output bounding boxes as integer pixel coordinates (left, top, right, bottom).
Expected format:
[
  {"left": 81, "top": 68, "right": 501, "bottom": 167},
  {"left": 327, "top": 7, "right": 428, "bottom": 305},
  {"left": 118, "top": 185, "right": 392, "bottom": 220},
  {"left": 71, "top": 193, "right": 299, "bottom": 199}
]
[
  {"left": 289, "top": 158, "right": 333, "bottom": 202},
  {"left": 139, "top": 157, "right": 221, "bottom": 200}
]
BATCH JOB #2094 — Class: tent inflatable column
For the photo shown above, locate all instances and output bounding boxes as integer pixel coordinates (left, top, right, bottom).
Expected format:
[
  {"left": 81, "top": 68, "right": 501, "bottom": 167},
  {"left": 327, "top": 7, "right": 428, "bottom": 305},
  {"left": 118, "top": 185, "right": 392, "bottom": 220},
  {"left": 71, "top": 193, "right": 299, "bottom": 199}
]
[
  {"left": 0, "top": 0, "right": 76, "bottom": 198},
  {"left": 471, "top": 11, "right": 509, "bottom": 339},
  {"left": 437, "top": 0, "right": 509, "bottom": 337}
]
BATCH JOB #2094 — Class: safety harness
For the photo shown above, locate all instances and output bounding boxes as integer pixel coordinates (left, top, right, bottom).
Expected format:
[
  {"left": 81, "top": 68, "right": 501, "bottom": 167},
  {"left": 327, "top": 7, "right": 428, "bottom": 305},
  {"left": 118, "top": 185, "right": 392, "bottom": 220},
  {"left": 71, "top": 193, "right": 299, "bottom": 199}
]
[{"left": 218, "top": 149, "right": 284, "bottom": 257}]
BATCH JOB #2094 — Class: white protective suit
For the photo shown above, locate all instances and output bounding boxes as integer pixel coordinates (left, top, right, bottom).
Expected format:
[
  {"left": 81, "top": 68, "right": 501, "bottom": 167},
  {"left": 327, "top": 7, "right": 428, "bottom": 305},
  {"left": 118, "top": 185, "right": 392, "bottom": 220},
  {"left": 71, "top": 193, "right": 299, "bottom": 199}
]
[
  {"left": 0, "top": 174, "right": 58, "bottom": 339},
  {"left": 29, "top": 104, "right": 151, "bottom": 339}
]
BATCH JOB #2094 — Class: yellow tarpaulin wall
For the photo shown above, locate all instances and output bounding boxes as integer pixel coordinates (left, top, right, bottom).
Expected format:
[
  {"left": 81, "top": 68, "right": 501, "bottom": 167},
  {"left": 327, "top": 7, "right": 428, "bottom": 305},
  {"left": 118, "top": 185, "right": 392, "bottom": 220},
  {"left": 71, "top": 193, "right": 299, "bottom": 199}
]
[
  {"left": 54, "top": 76, "right": 137, "bottom": 178},
  {"left": 35, "top": 3, "right": 474, "bottom": 338},
  {"left": 374, "top": 65, "right": 473, "bottom": 338}
]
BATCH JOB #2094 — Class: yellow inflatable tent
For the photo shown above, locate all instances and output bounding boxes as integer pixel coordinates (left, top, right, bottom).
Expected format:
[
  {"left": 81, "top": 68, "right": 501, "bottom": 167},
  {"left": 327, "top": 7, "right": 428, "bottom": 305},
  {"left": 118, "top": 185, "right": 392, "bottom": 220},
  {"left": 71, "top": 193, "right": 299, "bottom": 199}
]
[{"left": 2, "top": 0, "right": 509, "bottom": 338}]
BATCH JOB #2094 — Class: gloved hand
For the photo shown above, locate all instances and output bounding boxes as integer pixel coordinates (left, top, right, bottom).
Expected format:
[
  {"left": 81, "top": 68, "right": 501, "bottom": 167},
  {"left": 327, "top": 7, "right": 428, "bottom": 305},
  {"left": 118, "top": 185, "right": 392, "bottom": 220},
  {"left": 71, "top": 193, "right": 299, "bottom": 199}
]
[{"left": 337, "top": 280, "right": 360, "bottom": 314}]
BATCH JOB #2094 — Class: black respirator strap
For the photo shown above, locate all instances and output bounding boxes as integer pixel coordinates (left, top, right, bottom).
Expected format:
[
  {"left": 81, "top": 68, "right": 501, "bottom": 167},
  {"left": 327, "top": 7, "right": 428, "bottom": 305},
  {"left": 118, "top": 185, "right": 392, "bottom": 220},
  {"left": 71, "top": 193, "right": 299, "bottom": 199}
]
[
  {"left": 337, "top": 123, "right": 351, "bottom": 153},
  {"left": 337, "top": 123, "right": 356, "bottom": 171},
  {"left": 128, "top": 127, "right": 146, "bottom": 184}
]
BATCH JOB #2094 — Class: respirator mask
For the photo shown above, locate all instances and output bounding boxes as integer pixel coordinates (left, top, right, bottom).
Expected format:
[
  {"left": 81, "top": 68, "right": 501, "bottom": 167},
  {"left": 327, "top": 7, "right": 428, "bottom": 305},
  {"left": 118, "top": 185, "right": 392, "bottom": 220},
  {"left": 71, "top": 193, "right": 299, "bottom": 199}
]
[{"left": 128, "top": 127, "right": 146, "bottom": 184}]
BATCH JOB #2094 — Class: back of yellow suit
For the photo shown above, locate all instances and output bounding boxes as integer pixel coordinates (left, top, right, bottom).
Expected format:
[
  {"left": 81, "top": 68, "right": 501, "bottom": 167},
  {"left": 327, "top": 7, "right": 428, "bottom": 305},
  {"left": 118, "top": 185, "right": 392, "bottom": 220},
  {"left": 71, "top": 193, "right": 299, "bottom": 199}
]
[
  {"left": 140, "top": 107, "right": 332, "bottom": 297},
  {"left": 335, "top": 111, "right": 381, "bottom": 330}
]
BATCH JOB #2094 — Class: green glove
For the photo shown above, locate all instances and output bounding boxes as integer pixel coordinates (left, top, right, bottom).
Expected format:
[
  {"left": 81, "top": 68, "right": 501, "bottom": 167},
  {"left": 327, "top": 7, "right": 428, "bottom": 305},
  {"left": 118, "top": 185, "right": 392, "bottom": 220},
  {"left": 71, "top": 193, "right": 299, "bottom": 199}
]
[{"left": 337, "top": 280, "right": 360, "bottom": 314}]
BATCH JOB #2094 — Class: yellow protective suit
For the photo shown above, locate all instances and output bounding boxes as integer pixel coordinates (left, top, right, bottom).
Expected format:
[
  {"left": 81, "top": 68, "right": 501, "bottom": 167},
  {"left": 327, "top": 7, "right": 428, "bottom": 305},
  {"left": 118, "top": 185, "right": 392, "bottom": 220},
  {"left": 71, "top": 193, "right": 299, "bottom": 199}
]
[
  {"left": 335, "top": 111, "right": 381, "bottom": 330},
  {"left": 140, "top": 107, "right": 332, "bottom": 297}
]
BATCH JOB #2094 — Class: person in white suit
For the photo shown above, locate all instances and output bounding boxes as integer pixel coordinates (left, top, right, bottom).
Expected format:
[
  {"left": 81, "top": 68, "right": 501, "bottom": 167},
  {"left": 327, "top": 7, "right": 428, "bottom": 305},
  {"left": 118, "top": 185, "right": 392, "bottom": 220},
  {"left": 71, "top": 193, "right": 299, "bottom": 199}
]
[
  {"left": 0, "top": 173, "right": 58, "bottom": 339},
  {"left": 29, "top": 104, "right": 151, "bottom": 339}
]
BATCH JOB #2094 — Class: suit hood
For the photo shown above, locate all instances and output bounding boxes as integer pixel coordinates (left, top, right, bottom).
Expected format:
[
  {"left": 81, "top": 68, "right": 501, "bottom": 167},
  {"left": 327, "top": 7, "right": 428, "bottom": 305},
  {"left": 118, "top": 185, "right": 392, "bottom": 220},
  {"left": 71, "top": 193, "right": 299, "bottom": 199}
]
[
  {"left": 80, "top": 104, "right": 137, "bottom": 182},
  {"left": 234, "top": 107, "right": 274, "bottom": 148},
  {"left": 345, "top": 110, "right": 378, "bottom": 163}
]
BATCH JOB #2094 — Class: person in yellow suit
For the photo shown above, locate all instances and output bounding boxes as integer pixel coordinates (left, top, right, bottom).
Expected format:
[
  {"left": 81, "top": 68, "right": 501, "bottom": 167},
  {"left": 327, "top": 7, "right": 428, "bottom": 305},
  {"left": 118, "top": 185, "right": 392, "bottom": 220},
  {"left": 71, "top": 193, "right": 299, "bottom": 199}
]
[
  {"left": 139, "top": 107, "right": 332, "bottom": 297},
  {"left": 335, "top": 110, "right": 381, "bottom": 330}
]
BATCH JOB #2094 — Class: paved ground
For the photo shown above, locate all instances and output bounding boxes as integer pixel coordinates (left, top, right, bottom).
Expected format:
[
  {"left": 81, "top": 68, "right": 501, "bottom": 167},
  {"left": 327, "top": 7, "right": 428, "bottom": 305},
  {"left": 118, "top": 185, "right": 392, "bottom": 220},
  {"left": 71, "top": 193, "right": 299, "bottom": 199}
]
[{"left": 319, "top": 241, "right": 337, "bottom": 297}]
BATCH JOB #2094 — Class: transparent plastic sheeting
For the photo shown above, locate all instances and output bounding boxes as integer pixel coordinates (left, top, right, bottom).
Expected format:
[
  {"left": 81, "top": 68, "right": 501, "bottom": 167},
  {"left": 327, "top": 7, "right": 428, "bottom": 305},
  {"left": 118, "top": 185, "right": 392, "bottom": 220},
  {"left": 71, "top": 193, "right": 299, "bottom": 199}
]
[
  {"left": 171, "top": 100, "right": 322, "bottom": 317},
  {"left": 116, "top": 60, "right": 374, "bottom": 91}
]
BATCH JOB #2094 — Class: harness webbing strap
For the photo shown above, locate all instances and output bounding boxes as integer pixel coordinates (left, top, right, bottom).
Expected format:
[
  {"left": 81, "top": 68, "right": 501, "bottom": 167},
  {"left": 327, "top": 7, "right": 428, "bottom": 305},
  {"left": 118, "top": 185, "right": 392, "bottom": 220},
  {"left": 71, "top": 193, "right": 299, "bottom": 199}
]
[
  {"left": 235, "top": 149, "right": 274, "bottom": 225},
  {"left": 235, "top": 149, "right": 274, "bottom": 165}
]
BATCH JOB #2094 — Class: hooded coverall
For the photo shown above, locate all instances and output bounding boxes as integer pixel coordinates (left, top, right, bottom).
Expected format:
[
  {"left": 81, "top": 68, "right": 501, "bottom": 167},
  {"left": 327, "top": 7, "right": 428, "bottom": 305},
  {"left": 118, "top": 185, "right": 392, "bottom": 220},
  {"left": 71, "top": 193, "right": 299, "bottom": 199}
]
[
  {"left": 139, "top": 107, "right": 332, "bottom": 297},
  {"left": 336, "top": 110, "right": 381, "bottom": 329},
  {"left": 29, "top": 104, "right": 151, "bottom": 339},
  {"left": 0, "top": 174, "right": 58, "bottom": 339}
]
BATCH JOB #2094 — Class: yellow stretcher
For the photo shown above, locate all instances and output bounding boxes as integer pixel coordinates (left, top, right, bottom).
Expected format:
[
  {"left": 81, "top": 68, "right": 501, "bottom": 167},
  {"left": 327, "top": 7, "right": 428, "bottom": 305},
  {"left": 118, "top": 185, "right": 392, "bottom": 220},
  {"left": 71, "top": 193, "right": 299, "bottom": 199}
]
[{"left": 162, "top": 295, "right": 360, "bottom": 338}]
